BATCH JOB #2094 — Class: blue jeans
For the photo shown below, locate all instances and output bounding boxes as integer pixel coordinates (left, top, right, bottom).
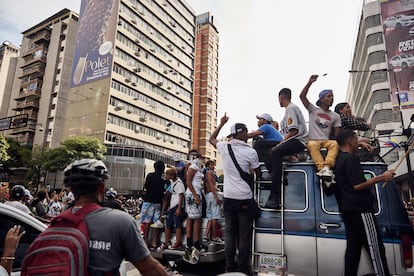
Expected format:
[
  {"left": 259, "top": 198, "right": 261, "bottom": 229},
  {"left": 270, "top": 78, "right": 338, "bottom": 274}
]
[{"left": 223, "top": 198, "right": 256, "bottom": 275}]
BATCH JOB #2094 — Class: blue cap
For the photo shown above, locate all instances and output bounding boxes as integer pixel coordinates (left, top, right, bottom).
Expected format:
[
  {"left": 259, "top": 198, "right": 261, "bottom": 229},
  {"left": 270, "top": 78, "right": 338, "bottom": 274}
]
[{"left": 316, "top": 89, "right": 332, "bottom": 106}]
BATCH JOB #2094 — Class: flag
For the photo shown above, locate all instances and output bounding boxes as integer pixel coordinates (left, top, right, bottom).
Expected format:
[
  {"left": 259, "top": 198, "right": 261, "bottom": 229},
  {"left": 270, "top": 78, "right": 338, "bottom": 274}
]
[{"left": 384, "top": 141, "right": 400, "bottom": 148}]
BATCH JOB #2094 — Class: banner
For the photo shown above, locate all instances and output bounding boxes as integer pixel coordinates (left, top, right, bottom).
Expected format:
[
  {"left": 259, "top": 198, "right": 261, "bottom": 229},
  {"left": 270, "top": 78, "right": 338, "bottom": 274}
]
[
  {"left": 70, "top": 0, "right": 119, "bottom": 87},
  {"left": 381, "top": 0, "right": 414, "bottom": 109}
]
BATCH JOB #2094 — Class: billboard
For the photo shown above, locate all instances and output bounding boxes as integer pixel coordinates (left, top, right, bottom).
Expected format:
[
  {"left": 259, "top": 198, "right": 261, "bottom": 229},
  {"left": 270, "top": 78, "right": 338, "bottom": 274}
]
[
  {"left": 381, "top": 0, "right": 414, "bottom": 109},
  {"left": 70, "top": 0, "right": 119, "bottom": 87}
]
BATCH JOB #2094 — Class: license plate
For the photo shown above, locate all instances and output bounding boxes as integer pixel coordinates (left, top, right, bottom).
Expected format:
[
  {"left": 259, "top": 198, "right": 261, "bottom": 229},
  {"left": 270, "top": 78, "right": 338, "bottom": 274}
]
[{"left": 258, "top": 254, "right": 287, "bottom": 271}]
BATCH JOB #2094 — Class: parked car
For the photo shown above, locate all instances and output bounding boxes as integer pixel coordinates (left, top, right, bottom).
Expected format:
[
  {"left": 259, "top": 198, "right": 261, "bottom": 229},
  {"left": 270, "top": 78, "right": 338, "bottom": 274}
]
[
  {"left": 0, "top": 203, "right": 141, "bottom": 276},
  {"left": 389, "top": 53, "right": 414, "bottom": 70},
  {"left": 383, "top": 14, "right": 414, "bottom": 29}
]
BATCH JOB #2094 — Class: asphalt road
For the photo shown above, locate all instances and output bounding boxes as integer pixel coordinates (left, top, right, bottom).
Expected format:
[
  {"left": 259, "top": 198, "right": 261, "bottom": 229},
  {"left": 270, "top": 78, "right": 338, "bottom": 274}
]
[{"left": 161, "top": 258, "right": 226, "bottom": 276}]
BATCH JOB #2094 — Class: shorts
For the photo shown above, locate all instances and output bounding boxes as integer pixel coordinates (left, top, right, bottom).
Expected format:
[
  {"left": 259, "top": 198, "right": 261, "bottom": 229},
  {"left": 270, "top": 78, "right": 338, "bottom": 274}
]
[
  {"left": 166, "top": 205, "right": 183, "bottom": 228},
  {"left": 139, "top": 202, "right": 161, "bottom": 224},
  {"left": 205, "top": 192, "right": 221, "bottom": 220},
  {"left": 185, "top": 193, "right": 202, "bottom": 219}
]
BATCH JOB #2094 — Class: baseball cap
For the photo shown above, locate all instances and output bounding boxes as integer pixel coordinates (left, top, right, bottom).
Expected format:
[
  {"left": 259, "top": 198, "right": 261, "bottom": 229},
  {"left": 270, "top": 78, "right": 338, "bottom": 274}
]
[
  {"left": 256, "top": 113, "right": 273, "bottom": 123},
  {"left": 227, "top": 123, "right": 248, "bottom": 138},
  {"left": 316, "top": 89, "right": 332, "bottom": 106}
]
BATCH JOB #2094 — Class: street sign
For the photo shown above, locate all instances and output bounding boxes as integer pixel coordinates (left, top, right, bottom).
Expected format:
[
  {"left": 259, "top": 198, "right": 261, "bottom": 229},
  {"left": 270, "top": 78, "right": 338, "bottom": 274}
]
[
  {"left": 0, "top": 114, "right": 28, "bottom": 131},
  {"left": 0, "top": 117, "right": 11, "bottom": 131}
]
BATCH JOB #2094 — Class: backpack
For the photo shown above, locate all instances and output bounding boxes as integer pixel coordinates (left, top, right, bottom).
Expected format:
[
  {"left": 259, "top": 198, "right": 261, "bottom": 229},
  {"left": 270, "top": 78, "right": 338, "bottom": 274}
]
[{"left": 21, "top": 203, "right": 101, "bottom": 276}]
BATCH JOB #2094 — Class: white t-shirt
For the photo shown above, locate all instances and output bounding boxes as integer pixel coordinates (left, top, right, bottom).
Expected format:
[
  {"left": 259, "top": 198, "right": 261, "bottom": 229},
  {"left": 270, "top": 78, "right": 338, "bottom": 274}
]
[
  {"left": 47, "top": 201, "right": 63, "bottom": 217},
  {"left": 217, "top": 139, "right": 260, "bottom": 200},
  {"left": 307, "top": 103, "right": 341, "bottom": 140},
  {"left": 280, "top": 102, "right": 308, "bottom": 145},
  {"left": 185, "top": 161, "right": 203, "bottom": 195},
  {"left": 170, "top": 178, "right": 185, "bottom": 209}
]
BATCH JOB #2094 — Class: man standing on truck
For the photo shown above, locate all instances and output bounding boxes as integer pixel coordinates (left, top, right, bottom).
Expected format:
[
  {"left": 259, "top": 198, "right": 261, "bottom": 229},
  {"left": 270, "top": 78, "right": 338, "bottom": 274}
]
[
  {"left": 209, "top": 113, "right": 261, "bottom": 275},
  {"left": 335, "top": 130, "right": 395, "bottom": 276}
]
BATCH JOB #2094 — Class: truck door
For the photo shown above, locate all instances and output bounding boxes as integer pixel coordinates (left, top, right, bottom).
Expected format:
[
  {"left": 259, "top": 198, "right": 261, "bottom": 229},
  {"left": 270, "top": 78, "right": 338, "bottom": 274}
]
[
  {"left": 315, "top": 169, "right": 386, "bottom": 276},
  {"left": 255, "top": 165, "right": 318, "bottom": 275}
]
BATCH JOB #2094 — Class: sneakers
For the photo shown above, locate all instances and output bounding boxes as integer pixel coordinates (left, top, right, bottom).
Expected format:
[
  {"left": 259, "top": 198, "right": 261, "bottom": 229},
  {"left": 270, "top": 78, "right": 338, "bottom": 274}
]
[
  {"left": 168, "top": 243, "right": 183, "bottom": 250},
  {"left": 182, "top": 246, "right": 200, "bottom": 264},
  {"left": 264, "top": 193, "right": 280, "bottom": 209},
  {"left": 211, "top": 237, "right": 224, "bottom": 244},
  {"left": 150, "top": 220, "right": 164, "bottom": 228},
  {"left": 316, "top": 166, "right": 333, "bottom": 178},
  {"left": 157, "top": 242, "right": 171, "bottom": 251}
]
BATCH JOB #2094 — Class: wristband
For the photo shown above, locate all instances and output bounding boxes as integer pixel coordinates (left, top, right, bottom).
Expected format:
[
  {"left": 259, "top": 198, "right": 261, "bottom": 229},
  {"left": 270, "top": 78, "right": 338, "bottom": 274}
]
[{"left": 1, "top": 256, "right": 15, "bottom": 262}]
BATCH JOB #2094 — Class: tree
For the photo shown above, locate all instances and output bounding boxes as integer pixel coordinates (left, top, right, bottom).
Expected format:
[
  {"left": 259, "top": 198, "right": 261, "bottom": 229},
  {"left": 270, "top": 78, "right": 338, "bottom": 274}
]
[
  {"left": 42, "top": 136, "right": 107, "bottom": 174},
  {"left": 0, "top": 135, "right": 10, "bottom": 163}
]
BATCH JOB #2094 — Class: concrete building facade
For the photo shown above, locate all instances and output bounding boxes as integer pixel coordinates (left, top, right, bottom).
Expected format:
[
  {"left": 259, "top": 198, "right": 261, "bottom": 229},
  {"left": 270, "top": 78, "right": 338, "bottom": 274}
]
[
  {"left": 0, "top": 41, "right": 20, "bottom": 120},
  {"left": 60, "top": 0, "right": 198, "bottom": 192},
  {"left": 347, "top": 0, "right": 414, "bottom": 199},
  {"left": 193, "top": 12, "right": 219, "bottom": 161}
]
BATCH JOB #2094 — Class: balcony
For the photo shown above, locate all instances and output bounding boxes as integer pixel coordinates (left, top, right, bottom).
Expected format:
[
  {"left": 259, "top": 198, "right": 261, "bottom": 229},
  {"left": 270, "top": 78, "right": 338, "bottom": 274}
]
[
  {"left": 15, "top": 88, "right": 41, "bottom": 100},
  {"left": 29, "top": 29, "right": 51, "bottom": 44},
  {"left": 22, "top": 55, "right": 47, "bottom": 67},
  {"left": 13, "top": 100, "right": 40, "bottom": 110},
  {"left": 19, "top": 65, "right": 46, "bottom": 78},
  {"left": 21, "top": 44, "right": 48, "bottom": 59}
]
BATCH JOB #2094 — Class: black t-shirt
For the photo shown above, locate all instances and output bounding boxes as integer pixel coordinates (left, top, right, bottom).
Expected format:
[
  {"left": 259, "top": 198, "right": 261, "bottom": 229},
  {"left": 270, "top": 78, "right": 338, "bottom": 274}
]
[
  {"left": 143, "top": 172, "right": 167, "bottom": 203},
  {"left": 334, "top": 151, "right": 374, "bottom": 213}
]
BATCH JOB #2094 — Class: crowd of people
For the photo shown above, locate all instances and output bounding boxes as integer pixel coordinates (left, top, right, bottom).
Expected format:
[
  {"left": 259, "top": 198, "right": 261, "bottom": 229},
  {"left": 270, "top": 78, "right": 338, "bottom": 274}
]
[
  {"left": 138, "top": 151, "right": 225, "bottom": 266},
  {"left": 0, "top": 74, "right": 395, "bottom": 276}
]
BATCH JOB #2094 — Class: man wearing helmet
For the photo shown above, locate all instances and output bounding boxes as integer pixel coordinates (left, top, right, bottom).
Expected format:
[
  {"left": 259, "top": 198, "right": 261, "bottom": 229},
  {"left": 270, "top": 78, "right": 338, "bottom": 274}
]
[
  {"left": 102, "top": 187, "right": 124, "bottom": 211},
  {"left": 63, "top": 158, "right": 169, "bottom": 275},
  {"left": 5, "top": 185, "right": 31, "bottom": 214}
]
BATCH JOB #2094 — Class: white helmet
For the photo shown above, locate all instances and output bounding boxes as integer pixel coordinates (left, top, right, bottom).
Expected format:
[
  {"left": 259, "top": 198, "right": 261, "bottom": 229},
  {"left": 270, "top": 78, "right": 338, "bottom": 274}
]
[
  {"left": 106, "top": 187, "right": 117, "bottom": 198},
  {"left": 64, "top": 159, "right": 109, "bottom": 187}
]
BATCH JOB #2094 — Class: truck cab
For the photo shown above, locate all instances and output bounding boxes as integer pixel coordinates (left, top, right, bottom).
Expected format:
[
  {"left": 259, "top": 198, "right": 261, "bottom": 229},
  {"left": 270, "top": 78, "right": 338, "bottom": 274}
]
[{"left": 253, "top": 161, "right": 414, "bottom": 275}]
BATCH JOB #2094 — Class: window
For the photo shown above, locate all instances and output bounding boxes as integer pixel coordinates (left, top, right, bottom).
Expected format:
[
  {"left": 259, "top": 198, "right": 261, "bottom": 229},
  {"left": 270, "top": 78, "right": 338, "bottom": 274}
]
[
  {"left": 0, "top": 215, "right": 42, "bottom": 270},
  {"left": 322, "top": 171, "right": 380, "bottom": 215},
  {"left": 258, "top": 169, "right": 307, "bottom": 211}
]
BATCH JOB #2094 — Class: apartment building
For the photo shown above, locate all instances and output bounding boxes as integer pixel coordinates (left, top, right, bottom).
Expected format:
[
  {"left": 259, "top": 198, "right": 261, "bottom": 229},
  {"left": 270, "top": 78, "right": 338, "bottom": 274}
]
[
  {"left": 347, "top": 0, "right": 414, "bottom": 197},
  {"left": 0, "top": 41, "right": 20, "bottom": 119},
  {"left": 193, "top": 12, "right": 219, "bottom": 161},
  {"left": 5, "top": 9, "right": 79, "bottom": 149},
  {"left": 60, "top": 0, "right": 198, "bottom": 192}
]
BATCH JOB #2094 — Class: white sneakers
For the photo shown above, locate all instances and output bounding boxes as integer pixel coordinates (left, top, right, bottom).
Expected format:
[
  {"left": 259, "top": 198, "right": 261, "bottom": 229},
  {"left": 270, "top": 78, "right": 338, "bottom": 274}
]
[{"left": 316, "top": 166, "right": 333, "bottom": 177}]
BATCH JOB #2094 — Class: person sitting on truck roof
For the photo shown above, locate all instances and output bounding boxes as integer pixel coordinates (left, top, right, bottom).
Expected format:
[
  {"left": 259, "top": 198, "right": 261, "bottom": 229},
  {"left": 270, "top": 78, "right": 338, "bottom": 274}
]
[
  {"left": 265, "top": 87, "right": 308, "bottom": 209},
  {"left": 335, "top": 130, "right": 395, "bottom": 276},
  {"left": 300, "top": 74, "right": 341, "bottom": 183},
  {"left": 334, "top": 102, "right": 374, "bottom": 153},
  {"left": 247, "top": 113, "right": 283, "bottom": 172}
]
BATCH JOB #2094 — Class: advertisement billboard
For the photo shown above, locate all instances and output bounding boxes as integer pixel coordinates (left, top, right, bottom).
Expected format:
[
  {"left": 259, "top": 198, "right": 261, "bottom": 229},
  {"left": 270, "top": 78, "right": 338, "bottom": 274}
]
[
  {"left": 381, "top": 0, "right": 414, "bottom": 109},
  {"left": 70, "top": 0, "right": 119, "bottom": 87}
]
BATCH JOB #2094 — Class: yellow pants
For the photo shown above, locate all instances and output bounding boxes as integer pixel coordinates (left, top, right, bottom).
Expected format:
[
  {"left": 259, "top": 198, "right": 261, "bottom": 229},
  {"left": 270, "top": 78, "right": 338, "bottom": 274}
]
[{"left": 307, "top": 140, "right": 339, "bottom": 171}]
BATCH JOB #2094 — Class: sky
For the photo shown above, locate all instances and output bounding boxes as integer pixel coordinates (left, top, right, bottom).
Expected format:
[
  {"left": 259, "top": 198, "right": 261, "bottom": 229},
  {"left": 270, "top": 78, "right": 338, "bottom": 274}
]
[{"left": 0, "top": 0, "right": 363, "bottom": 136}]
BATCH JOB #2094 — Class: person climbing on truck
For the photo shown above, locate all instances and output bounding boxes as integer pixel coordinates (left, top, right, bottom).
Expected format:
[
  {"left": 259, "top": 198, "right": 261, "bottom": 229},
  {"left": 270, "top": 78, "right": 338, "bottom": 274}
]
[{"left": 335, "top": 130, "right": 395, "bottom": 276}]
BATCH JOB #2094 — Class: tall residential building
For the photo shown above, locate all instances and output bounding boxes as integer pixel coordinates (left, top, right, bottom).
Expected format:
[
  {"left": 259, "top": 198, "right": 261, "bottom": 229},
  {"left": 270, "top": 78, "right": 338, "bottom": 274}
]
[
  {"left": 0, "top": 41, "right": 20, "bottom": 119},
  {"left": 193, "top": 12, "right": 219, "bottom": 160},
  {"left": 5, "top": 9, "right": 79, "bottom": 148},
  {"left": 347, "top": 0, "right": 414, "bottom": 197},
  {"left": 61, "top": 0, "right": 198, "bottom": 192}
]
